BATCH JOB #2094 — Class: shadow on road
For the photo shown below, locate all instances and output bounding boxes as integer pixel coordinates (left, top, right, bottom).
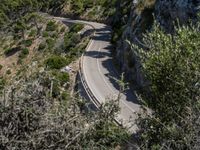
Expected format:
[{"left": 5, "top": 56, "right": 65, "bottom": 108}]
[
  {"left": 84, "top": 50, "right": 110, "bottom": 58},
  {"left": 102, "top": 57, "right": 140, "bottom": 105},
  {"left": 85, "top": 44, "right": 140, "bottom": 105}
]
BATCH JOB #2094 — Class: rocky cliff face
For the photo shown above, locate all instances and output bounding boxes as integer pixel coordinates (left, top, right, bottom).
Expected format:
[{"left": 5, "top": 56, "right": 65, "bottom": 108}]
[
  {"left": 115, "top": 0, "right": 200, "bottom": 89},
  {"left": 155, "top": 0, "right": 199, "bottom": 32}
]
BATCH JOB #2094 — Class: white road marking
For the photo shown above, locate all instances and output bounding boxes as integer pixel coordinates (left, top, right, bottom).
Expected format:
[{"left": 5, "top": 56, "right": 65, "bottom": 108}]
[{"left": 97, "top": 48, "right": 116, "bottom": 92}]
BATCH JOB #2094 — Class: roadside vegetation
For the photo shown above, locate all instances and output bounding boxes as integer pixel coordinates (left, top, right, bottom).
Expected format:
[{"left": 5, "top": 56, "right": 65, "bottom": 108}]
[
  {"left": 0, "top": 0, "right": 120, "bottom": 30},
  {"left": 133, "top": 21, "right": 200, "bottom": 149},
  {"left": 0, "top": 72, "right": 129, "bottom": 149}
]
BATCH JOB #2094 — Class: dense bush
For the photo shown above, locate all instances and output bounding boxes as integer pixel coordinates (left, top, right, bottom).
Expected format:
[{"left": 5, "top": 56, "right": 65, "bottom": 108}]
[
  {"left": 46, "top": 38, "right": 55, "bottom": 49},
  {"left": 42, "top": 31, "right": 49, "bottom": 37},
  {"left": 45, "top": 55, "right": 68, "bottom": 69},
  {"left": 46, "top": 21, "right": 58, "bottom": 31},
  {"left": 61, "top": 92, "right": 70, "bottom": 101},
  {"left": 51, "top": 32, "right": 59, "bottom": 38},
  {"left": 56, "top": 72, "right": 69, "bottom": 85},
  {"left": 38, "top": 42, "right": 46, "bottom": 51},
  {"left": 63, "top": 23, "right": 83, "bottom": 51},
  {"left": 0, "top": 77, "right": 5, "bottom": 92},
  {"left": 29, "top": 29, "right": 37, "bottom": 37},
  {"left": 52, "top": 81, "right": 60, "bottom": 98},
  {"left": 0, "top": 65, "right": 2, "bottom": 70},
  {"left": 135, "top": 22, "right": 200, "bottom": 149},
  {"left": 69, "top": 23, "right": 84, "bottom": 33},
  {"left": 60, "top": 26, "right": 66, "bottom": 33},
  {"left": 0, "top": 74, "right": 129, "bottom": 149},
  {"left": 0, "top": 11, "right": 8, "bottom": 28},
  {"left": 19, "top": 48, "right": 29, "bottom": 59},
  {"left": 52, "top": 71, "right": 69, "bottom": 85},
  {"left": 21, "top": 39, "right": 33, "bottom": 47},
  {"left": 64, "top": 33, "right": 81, "bottom": 51},
  {"left": 6, "top": 69, "right": 11, "bottom": 75}
]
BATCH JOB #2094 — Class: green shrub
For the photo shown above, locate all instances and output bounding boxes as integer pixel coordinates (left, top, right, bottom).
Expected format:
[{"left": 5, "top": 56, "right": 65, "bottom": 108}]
[
  {"left": 0, "top": 77, "right": 5, "bottom": 91},
  {"left": 53, "top": 71, "right": 69, "bottom": 85},
  {"left": 69, "top": 47, "right": 80, "bottom": 58},
  {"left": 46, "top": 21, "right": 58, "bottom": 31},
  {"left": 60, "top": 26, "right": 66, "bottom": 33},
  {"left": 57, "top": 73, "right": 69, "bottom": 85},
  {"left": 51, "top": 32, "right": 58, "bottom": 38},
  {"left": 21, "top": 39, "right": 33, "bottom": 47},
  {"left": 70, "top": 33, "right": 81, "bottom": 44},
  {"left": 138, "top": 23, "right": 200, "bottom": 114},
  {"left": 111, "top": 27, "right": 123, "bottom": 44},
  {"left": 64, "top": 33, "right": 73, "bottom": 50},
  {"left": 29, "top": 29, "right": 37, "bottom": 37},
  {"left": 0, "top": 64, "right": 3, "bottom": 70},
  {"left": 136, "top": 22, "right": 200, "bottom": 149},
  {"left": 38, "top": 42, "right": 46, "bottom": 51},
  {"left": 19, "top": 48, "right": 29, "bottom": 59},
  {"left": 61, "top": 92, "right": 70, "bottom": 101},
  {"left": 6, "top": 69, "right": 11, "bottom": 75},
  {"left": 64, "top": 33, "right": 81, "bottom": 51},
  {"left": 69, "top": 23, "right": 84, "bottom": 33},
  {"left": 52, "top": 81, "right": 60, "bottom": 98},
  {"left": 0, "top": 12, "right": 8, "bottom": 28},
  {"left": 46, "top": 38, "right": 55, "bottom": 48},
  {"left": 45, "top": 56, "right": 68, "bottom": 69},
  {"left": 42, "top": 31, "right": 49, "bottom": 37},
  {"left": 65, "top": 56, "right": 73, "bottom": 65},
  {"left": 4, "top": 48, "right": 12, "bottom": 55}
]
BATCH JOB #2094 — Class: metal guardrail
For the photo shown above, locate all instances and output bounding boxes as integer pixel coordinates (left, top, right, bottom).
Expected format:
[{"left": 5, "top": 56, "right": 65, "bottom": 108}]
[
  {"left": 78, "top": 23, "right": 123, "bottom": 127},
  {"left": 78, "top": 23, "right": 102, "bottom": 109}
]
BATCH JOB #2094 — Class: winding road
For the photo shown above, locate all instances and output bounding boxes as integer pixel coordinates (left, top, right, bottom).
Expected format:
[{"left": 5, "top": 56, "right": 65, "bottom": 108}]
[{"left": 56, "top": 17, "right": 141, "bottom": 132}]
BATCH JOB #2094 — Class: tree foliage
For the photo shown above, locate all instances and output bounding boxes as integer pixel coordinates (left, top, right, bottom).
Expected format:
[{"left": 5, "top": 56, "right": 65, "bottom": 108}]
[
  {"left": 45, "top": 55, "right": 68, "bottom": 70},
  {"left": 134, "top": 21, "right": 200, "bottom": 149}
]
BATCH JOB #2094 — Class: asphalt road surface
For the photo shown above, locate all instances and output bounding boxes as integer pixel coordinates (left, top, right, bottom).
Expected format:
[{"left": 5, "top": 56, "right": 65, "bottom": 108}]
[{"left": 56, "top": 17, "right": 142, "bottom": 132}]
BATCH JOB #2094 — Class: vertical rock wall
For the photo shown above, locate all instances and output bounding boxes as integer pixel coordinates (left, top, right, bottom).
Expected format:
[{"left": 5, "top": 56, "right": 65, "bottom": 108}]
[{"left": 115, "top": 0, "right": 200, "bottom": 89}]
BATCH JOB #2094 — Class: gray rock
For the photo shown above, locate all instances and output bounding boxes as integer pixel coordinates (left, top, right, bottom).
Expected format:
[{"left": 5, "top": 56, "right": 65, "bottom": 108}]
[{"left": 115, "top": 0, "right": 200, "bottom": 89}]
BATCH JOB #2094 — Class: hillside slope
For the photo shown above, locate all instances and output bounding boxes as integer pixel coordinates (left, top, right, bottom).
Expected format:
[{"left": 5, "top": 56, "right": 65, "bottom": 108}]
[{"left": 0, "top": 0, "right": 200, "bottom": 149}]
